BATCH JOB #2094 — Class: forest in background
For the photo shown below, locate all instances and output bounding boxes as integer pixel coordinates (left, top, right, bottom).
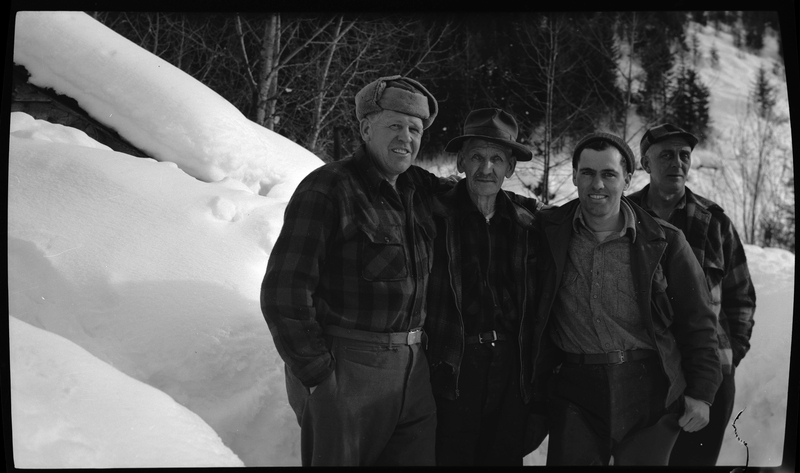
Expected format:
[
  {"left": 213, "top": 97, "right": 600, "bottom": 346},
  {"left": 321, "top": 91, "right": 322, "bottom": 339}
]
[{"left": 88, "top": 10, "right": 793, "bottom": 252}]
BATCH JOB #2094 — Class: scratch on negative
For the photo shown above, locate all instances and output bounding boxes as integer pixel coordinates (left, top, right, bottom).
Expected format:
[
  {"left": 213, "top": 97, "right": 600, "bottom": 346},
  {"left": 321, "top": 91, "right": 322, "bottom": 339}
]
[
  {"left": 44, "top": 245, "right": 83, "bottom": 258},
  {"left": 731, "top": 408, "right": 749, "bottom": 472}
]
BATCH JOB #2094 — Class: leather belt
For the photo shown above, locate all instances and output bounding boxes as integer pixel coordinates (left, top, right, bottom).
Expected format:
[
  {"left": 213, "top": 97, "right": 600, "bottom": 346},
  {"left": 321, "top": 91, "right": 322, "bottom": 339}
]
[
  {"left": 324, "top": 324, "right": 424, "bottom": 346},
  {"left": 562, "top": 349, "right": 657, "bottom": 365},
  {"left": 465, "top": 330, "right": 509, "bottom": 345}
]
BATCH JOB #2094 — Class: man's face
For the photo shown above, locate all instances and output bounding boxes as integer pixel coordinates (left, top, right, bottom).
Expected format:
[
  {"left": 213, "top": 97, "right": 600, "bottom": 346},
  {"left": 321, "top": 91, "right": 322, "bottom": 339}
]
[
  {"left": 457, "top": 139, "right": 516, "bottom": 199},
  {"left": 641, "top": 136, "right": 693, "bottom": 195},
  {"left": 360, "top": 110, "right": 423, "bottom": 181},
  {"left": 573, "top": 145, "right": 631, "bottom": 220}
]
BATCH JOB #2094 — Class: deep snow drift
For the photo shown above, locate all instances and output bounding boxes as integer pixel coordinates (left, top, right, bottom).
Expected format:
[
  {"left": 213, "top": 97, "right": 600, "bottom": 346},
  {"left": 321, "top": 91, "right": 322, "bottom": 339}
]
[{"left": 8, "top": 11, "right": 795, "bottom": 468}]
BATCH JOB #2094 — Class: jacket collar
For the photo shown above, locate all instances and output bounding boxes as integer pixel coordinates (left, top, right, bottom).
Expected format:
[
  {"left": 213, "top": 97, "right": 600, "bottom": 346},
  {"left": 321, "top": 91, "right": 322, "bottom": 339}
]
[
  {"left": 633, "top": 184, "right": 723, "bottom": 215},
  {"left": 542, "top": 196, "right": 666, "bottom": 243},
  {"left": 432, "top": 180, "right": 535, "bottom": 228}
]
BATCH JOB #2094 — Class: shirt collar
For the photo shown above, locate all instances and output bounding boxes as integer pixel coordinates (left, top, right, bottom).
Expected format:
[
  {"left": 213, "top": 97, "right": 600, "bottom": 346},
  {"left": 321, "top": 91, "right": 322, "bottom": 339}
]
[
  {"left": 456, "top": 180, "right": 511, "bottom": 223},
  {"left": 573, "top": 199, "right": 637, "bottom": 242}
]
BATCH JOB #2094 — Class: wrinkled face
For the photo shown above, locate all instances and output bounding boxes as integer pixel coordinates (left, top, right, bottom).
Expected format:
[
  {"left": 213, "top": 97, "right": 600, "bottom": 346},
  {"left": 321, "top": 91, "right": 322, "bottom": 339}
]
[
  {"left": 641, "top": 137, "right": 693, "bottom": 195},
  {"left": 457, "top": 139, "right": 516, "bottom": 198},
  {"left": 360, "top": 110, "right": 423, "bottom": 182},
  {"left": 573, "top": 146, "right": 631, "bottom": 220}
]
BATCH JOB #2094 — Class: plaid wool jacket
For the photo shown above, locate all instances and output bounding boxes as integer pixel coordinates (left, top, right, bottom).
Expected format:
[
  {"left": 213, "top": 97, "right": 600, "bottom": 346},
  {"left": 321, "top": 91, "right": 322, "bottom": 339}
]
[
  {"left": 261, "top": 145, "right": 442, "bottom": 387},
  {"left": 628, "top": 185, "right": 756, "bottom": 374}
]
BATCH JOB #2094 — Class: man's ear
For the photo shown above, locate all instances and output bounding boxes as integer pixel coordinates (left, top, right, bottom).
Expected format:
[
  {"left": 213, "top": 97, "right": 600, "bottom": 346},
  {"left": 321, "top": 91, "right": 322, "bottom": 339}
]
[
  {"left": 640, "top": 153, "right": 650, "bottom": 173},
  {"left": 456, "top": 152, "right": 465, "bottom": 174},
  {"left": 506, "top": 156, "right": 517, "bottom": 177},
  {"left": 359, "top": 118, "right": 371, "bottom": 142}
]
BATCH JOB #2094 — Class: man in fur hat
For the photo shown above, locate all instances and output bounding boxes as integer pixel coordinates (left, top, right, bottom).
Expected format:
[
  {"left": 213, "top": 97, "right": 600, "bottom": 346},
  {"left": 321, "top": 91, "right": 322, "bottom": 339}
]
[{"left": 262, "top": 75, "right": 446, "bottom": 466}]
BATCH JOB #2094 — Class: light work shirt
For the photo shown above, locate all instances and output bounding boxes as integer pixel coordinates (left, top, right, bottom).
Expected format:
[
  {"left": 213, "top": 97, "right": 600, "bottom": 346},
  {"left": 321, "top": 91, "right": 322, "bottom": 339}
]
[{"left": 549, "top": 200, "right": 656, "bottom": 354}]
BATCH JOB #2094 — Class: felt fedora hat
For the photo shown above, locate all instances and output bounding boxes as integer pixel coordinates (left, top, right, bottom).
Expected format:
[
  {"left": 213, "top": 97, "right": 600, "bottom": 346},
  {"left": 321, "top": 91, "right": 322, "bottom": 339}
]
[{"left": 445, "top": 108, "right": 532, "bottom": 161}]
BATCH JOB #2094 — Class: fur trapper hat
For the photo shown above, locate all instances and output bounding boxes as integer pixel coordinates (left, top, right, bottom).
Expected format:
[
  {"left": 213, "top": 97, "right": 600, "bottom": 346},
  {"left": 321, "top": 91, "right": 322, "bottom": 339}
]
[{"left": 355, "top": 75, "right": 438, "bottom": 129}]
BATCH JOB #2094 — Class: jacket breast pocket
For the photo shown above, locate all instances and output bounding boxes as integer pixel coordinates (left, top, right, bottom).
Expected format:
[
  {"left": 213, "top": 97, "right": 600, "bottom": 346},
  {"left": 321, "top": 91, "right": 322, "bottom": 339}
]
[{"left": 359, "top": 223, "right": 408, "bottom": 281}]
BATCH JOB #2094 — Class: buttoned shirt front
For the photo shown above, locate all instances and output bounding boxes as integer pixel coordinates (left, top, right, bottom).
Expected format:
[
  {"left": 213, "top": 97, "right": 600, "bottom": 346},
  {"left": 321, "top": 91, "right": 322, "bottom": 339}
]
[
  {"left": 457, "top": 184, "right": 517, "bottom": 336},
  {"left": 549, "top": 200, "right": 655, "bottom": 354}
]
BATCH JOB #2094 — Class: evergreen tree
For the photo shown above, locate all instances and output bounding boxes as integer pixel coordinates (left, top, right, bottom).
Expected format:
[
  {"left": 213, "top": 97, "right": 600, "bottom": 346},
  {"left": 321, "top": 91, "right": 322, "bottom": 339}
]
[
  {"left": 634, "top": 12, "right": 687, "bottom": 125},
  {"left": 751, "top": 66, "right": 777, "bottom": 119},
  {"left": 667, "top": 66, "right": 711, "bottom": 141},
  {"left": 709, "top": 43, "right": 720, "bottom": 68}
]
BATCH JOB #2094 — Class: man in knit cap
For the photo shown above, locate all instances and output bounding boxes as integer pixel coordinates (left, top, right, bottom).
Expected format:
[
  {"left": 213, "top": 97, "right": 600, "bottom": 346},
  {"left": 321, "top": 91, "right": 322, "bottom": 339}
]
[
  {"left": 529, "top": 132, "right": 722, "bottom": 465},
  {"left": 262, "top": 75, "right": 445, "bottom": 466},
  {"left": 628, "top": 124, "right": 756, "bottom": 466}
]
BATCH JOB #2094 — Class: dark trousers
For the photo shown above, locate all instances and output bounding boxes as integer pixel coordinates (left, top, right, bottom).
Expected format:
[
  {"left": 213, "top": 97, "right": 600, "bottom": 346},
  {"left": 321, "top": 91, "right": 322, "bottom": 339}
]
[
  {"left": 669, "top": 368, "right": 737, "bottom": 466},
  {"left": 434, "top": 342, "right": 529, "bottom": 466},
  {"left": 284, "top": 335, "right": 437, "bottom": 466},
  {"left": 546, "top": 357, "right": 682, "bottom": 466}
]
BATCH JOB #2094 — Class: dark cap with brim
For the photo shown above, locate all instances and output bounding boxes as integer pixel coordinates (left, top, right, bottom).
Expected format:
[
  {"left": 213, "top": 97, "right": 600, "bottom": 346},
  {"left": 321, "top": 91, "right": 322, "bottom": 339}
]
[
  {"left": 445, "top": 108, "right": 532, "bottom": 161},
  {"left": 640, "top": 124, "right": 699, "bottom": 158}
]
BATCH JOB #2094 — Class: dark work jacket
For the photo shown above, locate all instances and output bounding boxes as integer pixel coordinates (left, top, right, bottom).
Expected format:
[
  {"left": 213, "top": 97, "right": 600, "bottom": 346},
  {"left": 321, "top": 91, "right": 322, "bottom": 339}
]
[
  {"left": 530, "top": 196, "right": 722, "bottom": 409},
  {"left": 425, "top": 181, "right": 540, "bottom": 402}
]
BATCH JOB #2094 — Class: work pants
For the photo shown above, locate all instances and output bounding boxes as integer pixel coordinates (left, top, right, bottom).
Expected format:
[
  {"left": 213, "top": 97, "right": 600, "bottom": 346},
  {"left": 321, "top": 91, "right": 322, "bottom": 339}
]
[
  {"left": 669, "top": 368, "right": 736, "bottom": 466},
  {"left": 434, "top": 341, "right": 529, "bottom": 466},
  {"left": 546, "top": 356, "right": 682, "bottom": 466},
  {"left": 284, "top": 334, "right": 437, "bottom": 466}
]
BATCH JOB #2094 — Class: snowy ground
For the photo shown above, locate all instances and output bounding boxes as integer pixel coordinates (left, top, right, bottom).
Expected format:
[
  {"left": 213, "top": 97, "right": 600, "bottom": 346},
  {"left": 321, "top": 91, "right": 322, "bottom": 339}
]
[{"left": 7, "top": 11, "right": 796, "bottom": 468}]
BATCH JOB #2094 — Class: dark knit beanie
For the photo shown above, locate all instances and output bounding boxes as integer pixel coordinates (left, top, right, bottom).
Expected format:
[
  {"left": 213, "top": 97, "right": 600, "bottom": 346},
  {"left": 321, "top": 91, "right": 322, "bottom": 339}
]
[
  {"left": 355, "top": 75, "right": 438, "bottom": 129},
  {"left": 572, "top": 132, "right": 635, "bottom": 175}
]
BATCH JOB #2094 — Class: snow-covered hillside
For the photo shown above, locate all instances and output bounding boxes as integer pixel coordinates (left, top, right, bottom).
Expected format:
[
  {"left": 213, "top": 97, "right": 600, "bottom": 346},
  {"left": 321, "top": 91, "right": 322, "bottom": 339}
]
[{"left": 7, "top": 11, "right": 795, "bottom": 468}]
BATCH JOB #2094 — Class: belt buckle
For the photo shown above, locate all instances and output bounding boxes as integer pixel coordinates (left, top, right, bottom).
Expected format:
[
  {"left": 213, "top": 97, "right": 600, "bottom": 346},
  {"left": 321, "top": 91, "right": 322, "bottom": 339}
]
[
  {"left": 407, "top": 329, "right": 422, "bottom": 345},
  {"left": 478, "top": 330, "right": 497, "bottom": 346},
  {"left": 608, "top": 350, "right": 625, "bottom": 365}
]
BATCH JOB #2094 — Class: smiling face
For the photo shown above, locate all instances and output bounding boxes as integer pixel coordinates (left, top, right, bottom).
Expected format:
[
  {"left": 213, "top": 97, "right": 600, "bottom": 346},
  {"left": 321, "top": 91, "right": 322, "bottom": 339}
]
[
  {"left": 641, "top": 136, "right": 693, "bottom": 196},
  {"left": 360, "top": 110, "right": 423, "bottom": 184},
  {"left": 573, "top": 144, "right": 631, "bottom": 222},
  {"left": 457, "top": 138, "right": 516, "bottom": 199}
]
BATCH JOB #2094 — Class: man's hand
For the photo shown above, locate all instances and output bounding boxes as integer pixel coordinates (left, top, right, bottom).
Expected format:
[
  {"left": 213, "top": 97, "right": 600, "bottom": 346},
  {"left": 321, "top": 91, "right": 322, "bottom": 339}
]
[{"left": 679, "top": 396, "right": 710, "bottom": 432}]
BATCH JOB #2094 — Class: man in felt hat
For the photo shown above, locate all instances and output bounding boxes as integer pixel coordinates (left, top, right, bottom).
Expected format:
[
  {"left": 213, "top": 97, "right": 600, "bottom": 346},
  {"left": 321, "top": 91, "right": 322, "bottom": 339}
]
[
  {"left": 529, "top": 131, "right": 722, "bottom": 465},
  {"left": 425, "top": 108, "right": 546, "bottom": 465},
  {"left": 262, "top": 75, "right": 447, "bottom": 466},
  {"left": 628, "top": 124, "right": 756, "bottom": 466}
]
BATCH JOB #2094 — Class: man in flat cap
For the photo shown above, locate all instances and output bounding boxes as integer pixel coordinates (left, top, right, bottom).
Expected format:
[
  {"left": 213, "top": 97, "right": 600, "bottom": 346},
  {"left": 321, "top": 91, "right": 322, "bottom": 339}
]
[
  {"left": 529, "top": 131, "right": 722, "bottom": 465},
  {"left": 261, "top": 75, "right": 446, "bottom": 466},
  {"left": 628, "top": 124, "right": 756, "bottom": 466},
  {"left": 425, "top": 108, "right": 545, "bottom": 465}
]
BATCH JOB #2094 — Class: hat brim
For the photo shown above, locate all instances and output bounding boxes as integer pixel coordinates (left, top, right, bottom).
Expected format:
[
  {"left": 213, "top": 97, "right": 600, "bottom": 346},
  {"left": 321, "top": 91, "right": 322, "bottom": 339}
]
[
  {"left": 445, "top": 135, "right": 532, "bottom": 162},
  {"left": 648, "top": 131, "right": 699, "bottom": 150}
]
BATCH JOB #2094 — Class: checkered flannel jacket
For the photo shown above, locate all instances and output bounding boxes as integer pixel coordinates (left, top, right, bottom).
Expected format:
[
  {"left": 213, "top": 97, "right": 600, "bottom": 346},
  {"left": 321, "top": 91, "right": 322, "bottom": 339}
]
[
  {"left": 261, "top": 146, "right": 441, "bottom": 387},
  {"left": 628, "top": 185, "right": 756, "bottom": 374}
]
